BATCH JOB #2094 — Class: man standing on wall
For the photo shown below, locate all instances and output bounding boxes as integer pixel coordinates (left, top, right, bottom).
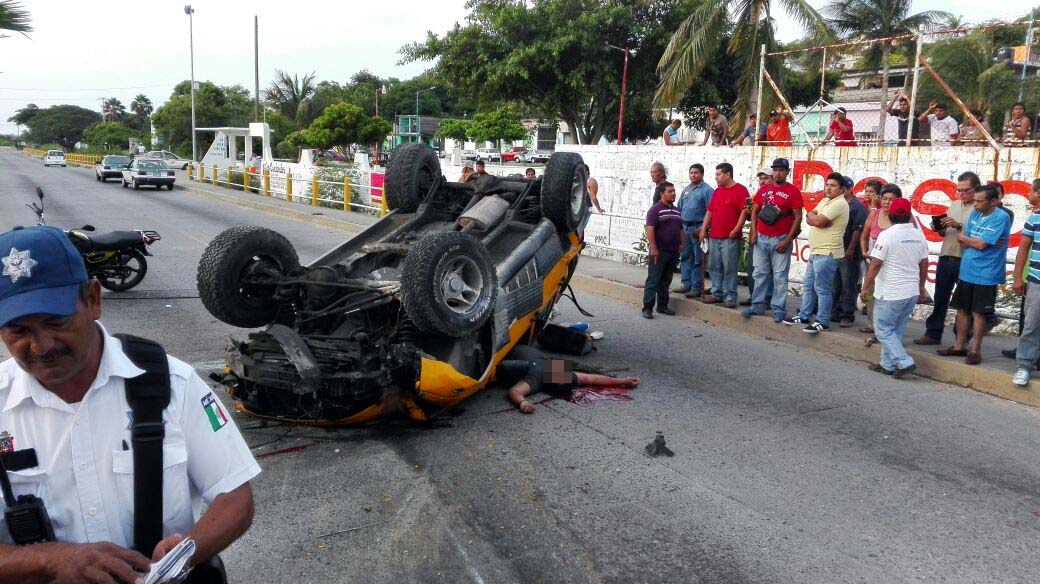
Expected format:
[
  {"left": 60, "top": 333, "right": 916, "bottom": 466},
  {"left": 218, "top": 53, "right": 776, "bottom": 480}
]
[
  {"left": 743, "top": 158, "right": 804, "bottom": 322},
  {"left": 823, "top": 108, "right": 857, "bottom": 147},
  {"left": 937, "top": 184, "right": 1011, "bottom": 365},
  {"left": 662, "top": 119, "right": 685, "bottom": 146},
  {"left": 832, "top": 175, "right": 868, "bottom": 328},
  {"left": 731, "top": 114, "right": 767, "bottom": 146},
  {"left": 673, "top": 164, "right": 714, "bottom": 298},
  {"left": 918, "top": 101, "right": 959, "bottom": 146},
  {"left": 650, "top": 162, "right": 667, "bottom": 203},
  {"left": 700, "top": 106, "right": 729, "bottom": 147},
  {"left": 785, "top": 172, "right": 850, "bottom": 333},
  {"left": 883, "top": 92, "right": 920, "bottom": 146},
  {"left": 860, "top": 198, "right": 930, "bottom": 378},
  {"left": 643, "top": 182, "right": 684, "bottom": 319},
  {"left": 766, "top": 110, "right": 793, "bottom": 147},
  {"left": 915, "top": 171, "right": 980, "bottom": 346},
  {"left": 700, "top": 163, "right": 748, "bottom": 308}
]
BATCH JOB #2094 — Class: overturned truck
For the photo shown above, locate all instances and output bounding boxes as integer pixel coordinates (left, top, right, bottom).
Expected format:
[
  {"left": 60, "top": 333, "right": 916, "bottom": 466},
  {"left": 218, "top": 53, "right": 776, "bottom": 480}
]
[{"left": 197, "top": 144, "right": 591, "bottom": 425}]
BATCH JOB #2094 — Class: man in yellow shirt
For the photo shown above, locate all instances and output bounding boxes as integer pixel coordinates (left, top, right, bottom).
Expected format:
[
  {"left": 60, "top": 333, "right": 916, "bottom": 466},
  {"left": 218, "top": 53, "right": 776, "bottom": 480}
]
[{"left": 784, "top": 172, "right": 850, "bottom": 333}]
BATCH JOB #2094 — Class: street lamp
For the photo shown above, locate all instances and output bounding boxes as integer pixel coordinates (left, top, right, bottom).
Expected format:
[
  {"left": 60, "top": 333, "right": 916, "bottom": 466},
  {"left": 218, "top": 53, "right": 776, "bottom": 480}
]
[
  {"left": 184, "top": 5, "right": 197, "bottom": 162},
  {"left": 608, "top": 44, "right": 635, "bottom": 145},
  {"left": 415, "top": 86, "right": 437, "bottom": 144}
]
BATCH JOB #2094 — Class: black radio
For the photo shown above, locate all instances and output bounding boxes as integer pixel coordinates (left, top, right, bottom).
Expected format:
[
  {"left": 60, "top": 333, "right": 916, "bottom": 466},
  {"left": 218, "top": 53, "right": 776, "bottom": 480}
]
[{"left": 0, "top": 448, "right": 55, "bottom": 545}]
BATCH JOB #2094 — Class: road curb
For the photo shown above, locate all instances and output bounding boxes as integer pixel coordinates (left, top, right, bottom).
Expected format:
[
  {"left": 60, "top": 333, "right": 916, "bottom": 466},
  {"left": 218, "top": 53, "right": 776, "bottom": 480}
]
[
  {"left": 173, "top": 181, "right": 371, "bottom": 235},
  {"left": 570, "top": 273, "right": 1040, "bottom": 409}
]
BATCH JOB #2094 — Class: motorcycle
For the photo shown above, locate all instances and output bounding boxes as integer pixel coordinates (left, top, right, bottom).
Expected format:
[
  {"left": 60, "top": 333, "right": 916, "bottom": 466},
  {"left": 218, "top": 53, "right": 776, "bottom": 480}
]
[{"left": 26, "top": 187, "right": 161, "bottom": 292}]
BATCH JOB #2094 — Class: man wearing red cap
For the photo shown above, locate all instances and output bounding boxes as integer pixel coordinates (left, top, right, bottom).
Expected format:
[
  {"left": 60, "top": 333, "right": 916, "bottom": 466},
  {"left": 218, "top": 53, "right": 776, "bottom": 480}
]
[{"left": 860, "top": 198, "right": 930, "bottom": 378}]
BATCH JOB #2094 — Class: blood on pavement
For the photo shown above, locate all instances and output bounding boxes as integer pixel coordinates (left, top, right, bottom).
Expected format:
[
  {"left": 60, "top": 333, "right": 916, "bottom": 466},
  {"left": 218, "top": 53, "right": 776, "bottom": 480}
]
[{"left": 538, "top": 385, "right": 634, "bottom": 406}]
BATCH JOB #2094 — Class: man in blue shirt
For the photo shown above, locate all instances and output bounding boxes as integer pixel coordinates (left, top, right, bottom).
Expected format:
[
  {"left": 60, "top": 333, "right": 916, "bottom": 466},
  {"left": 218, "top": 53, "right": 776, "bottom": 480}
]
[
  {"left": 938, "top": 183, "right": 1011, "bottom": 365},
  {"left": 673, "top": 163, "right": 714, "bottom": 298}
]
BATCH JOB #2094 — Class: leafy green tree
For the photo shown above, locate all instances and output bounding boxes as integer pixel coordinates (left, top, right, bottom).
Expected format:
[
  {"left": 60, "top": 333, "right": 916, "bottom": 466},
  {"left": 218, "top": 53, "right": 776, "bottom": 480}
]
[
  {"left": 152, "top": 81, "right": 253, "bottom": 156},
  {"left": 82, "top": 122, "right": 139, "bottom": 152},
  {"left": 286, "top": 102, "right": 393, "bottom": 156},
  {"left": 655, "top": 0, "right": 833, "bottom": 122},
  {"left": 0, "top": 0, "right": 31, "bottom": 34},
  {"left": 468, "top": 108, "right": 527, "bottom": 144},
  {"left": 25, "top": 105, "right": 102, "bottom": 150},
  {"left": 101, "top": 97, "right": 126, "bottom": 122},
  {"left": 263, "top": 70, "right": 317, "bottom": 128},
  {"left": 7, "top": 103, "right": 39, "bottom": 126},
  {"left": 405, "top": 0, "right": 713, "bottom": 144},
  {"left": 435, "top": 119, "right": 472, "bottom": 142},
  {"left": 827, "top": 0, "right": 950, "bottom": 128}
]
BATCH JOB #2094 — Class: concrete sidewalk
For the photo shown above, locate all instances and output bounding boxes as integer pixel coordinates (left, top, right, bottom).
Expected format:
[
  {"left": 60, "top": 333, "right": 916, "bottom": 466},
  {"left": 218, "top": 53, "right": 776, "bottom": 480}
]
[
  {"left": 570, "top": 256, "right": 1040, "bottom": 409},
  {"left": 173, "top": 176, "right": 1040, "bottom": 408}
]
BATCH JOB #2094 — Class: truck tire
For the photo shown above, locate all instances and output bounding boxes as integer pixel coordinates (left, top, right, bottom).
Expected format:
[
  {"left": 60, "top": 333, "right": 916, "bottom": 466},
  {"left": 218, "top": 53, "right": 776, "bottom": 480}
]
[
  {"left": 540, "top": 152, "right": 589, "bottom": 232},
  {"left": 385, "top": 143, "right": 441, "bottom": 213},
  {"left": 401, "top": 232, "right": 497, "bottom": 338},
  {"left": 197, "top": 226, "right": 300, "bottom": 328}
]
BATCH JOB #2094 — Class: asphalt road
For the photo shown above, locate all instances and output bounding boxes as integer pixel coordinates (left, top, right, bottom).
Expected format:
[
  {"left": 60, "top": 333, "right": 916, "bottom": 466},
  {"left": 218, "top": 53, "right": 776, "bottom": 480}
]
[{"left": 2, "top": 148, "right": 1039, "bottom": 583}]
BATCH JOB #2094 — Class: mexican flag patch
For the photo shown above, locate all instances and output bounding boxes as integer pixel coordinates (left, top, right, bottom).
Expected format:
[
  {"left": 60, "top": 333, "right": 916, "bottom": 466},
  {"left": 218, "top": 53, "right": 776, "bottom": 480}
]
[{"left": 201, "top": 393, "right": 228, "bottom": 432}]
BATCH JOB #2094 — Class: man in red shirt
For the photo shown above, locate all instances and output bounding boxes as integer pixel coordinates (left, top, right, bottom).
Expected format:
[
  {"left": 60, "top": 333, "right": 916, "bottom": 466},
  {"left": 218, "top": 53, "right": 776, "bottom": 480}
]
[
  {"left": 699, "top": 163, "right": 749, "bottom": 308},
  {"left": 765, "top": 110, "right": 793, "bottom": 147},
  {"left": 824, "top": 107, "right": 857, "bottom": 146},
  {"left": 743, "top": 157, "right": 805, "bottom": 322}
]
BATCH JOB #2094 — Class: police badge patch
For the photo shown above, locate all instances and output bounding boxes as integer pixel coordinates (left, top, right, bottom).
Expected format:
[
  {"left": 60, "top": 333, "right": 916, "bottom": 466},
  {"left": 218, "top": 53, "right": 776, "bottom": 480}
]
[{"left": 0, "top": 431, "right": 14, "bottom": 454}]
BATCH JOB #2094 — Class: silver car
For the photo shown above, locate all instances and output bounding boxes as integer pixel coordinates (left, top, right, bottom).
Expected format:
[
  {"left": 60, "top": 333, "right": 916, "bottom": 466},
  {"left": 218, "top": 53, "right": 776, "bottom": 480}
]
[
  {"left": 95, "top": 155, "right": 132, "bottom": 182},
  {"left": 143, "top": 150, "right": 190, "bottom": 170},
  {"left": 121, "top": 159, "right": 176, "bottom": 190}
]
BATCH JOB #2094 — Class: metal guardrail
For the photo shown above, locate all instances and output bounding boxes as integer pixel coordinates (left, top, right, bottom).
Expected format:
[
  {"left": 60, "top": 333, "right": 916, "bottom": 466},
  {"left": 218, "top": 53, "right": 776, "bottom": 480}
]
[
  {"left": 23, "top": 148, "right": 102, "bottom": 165},
  {"left": 186, "top": 163, "right": 386, "bottom": 215}
]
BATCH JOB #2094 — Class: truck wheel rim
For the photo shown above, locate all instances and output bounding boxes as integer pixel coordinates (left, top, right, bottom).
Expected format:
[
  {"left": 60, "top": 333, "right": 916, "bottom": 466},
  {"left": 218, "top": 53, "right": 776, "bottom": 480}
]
[{"left": 440, "top": 256, "right": 482, "bottom": 314}]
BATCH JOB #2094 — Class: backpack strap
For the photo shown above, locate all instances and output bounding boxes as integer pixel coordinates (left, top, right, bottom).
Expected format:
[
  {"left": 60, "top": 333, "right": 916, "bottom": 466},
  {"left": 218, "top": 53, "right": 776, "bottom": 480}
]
[{"left": 113, "top": 333, "right": 171, "bottom": 556}]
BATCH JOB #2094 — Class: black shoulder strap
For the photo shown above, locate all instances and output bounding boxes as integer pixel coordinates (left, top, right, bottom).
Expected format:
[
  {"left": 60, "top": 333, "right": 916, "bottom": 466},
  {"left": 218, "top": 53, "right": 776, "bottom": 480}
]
[{"left": 114, "top": 333, "right": 171, "bottom": 556}]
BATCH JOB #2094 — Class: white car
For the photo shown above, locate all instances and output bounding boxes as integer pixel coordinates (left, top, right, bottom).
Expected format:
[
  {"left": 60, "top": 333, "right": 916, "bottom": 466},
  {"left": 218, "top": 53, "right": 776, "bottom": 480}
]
[
  {"left": 143, "top": 150, "right": 190, "bottom": 170},
  {"left": 43, "top": 150, "right": 67, "bottom": 167},
  {"left": 475, "top": 148, "right": 501, "bottom": 162}
]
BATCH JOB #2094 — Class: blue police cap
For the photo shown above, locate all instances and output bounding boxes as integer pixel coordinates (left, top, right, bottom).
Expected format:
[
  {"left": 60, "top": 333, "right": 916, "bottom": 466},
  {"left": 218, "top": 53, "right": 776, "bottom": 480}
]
[{"left": 0, "top": 226, "right": 88, "bottom": 328}]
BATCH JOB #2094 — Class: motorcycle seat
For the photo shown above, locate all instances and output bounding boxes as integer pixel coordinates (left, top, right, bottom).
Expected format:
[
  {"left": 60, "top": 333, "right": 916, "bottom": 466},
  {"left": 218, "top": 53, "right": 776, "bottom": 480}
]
[{"left": 77, "top": 231, "right": 141, "bottom": 251}]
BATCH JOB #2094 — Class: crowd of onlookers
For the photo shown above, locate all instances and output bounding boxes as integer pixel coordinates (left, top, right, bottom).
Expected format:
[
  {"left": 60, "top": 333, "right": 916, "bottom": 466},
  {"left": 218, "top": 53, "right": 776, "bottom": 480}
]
[
  {"left": 663, "top": 96, "right": 1035, "bottom": 147},
  {"left": 642, "top": 157, "right": 1040, "bottom": 385}
]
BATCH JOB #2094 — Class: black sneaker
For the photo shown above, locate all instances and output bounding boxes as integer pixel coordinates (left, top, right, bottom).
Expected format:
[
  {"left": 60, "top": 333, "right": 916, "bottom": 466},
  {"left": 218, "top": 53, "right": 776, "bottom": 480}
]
[
  {"left": 803, "top": 321, "right": 829, "bottom": 334},
  {"left": 657, "top": 307, "right": 676, "bottom": 316},
  {"left": 641, "top": 308, "right": 653, "bottom": 319},
  {"left": 868, "top": 363, "right": 893, "bottom": 375},
  {"left": 892, "top": 363, "right": 917, "bottom": 379},
  {"left": 782, "top": 316, "right": 805, "bottom": 326}
]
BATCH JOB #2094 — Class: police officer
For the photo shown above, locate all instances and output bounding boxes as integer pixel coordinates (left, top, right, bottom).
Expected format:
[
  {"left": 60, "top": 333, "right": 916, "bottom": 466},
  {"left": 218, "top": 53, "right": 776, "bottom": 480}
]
[{"left": 0, "top": 226, "right": 259, "bottom": 582}]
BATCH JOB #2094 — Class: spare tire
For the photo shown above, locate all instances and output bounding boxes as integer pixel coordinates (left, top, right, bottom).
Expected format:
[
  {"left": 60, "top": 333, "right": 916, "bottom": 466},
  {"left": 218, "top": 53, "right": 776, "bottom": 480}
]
[
  {"left": 385, "top": 143, "right": 441, "bottom": 213},
  {"left": 197, "top": 226, "right": 300, "bottom": 328},
  {"left": 540, "top": 152, "right": 590, "bottom": 232},
  {"left": 401, "top": 232, "right": 497, "bottom": 338}
]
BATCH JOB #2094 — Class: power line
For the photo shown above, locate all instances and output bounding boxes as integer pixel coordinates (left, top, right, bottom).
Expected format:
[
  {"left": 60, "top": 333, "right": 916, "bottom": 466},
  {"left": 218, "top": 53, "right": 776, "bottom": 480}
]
[{"left": 0, "top": 83, "right": 178, "bottom": 91}]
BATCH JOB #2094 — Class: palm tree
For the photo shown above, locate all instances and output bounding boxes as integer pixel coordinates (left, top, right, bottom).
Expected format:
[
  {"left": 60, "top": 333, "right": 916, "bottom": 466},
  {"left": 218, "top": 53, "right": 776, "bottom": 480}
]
[
  {"left": 101, "top": 97, "right": 126, "bottom": 122},
  {"left": 130, "top": 94, "right": 153, "bottom": 118},
  {"left": 655, "top": 0, "right": 833, "bottom": 119},
  {"left": 263, "top": 70, "right": 317, "bottom": 128},
  {"left": 0, "top": 1, "right": 32, "bottom": 35},
  {"left": 826, "top": 0, "right": 950, "bottom": 130}
]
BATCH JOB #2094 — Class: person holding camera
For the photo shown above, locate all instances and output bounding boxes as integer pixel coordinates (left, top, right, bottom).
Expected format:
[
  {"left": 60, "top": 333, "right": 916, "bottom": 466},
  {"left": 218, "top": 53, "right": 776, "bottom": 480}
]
[{"left": 0, "top": 226, "right": 259, "bottom": 583}]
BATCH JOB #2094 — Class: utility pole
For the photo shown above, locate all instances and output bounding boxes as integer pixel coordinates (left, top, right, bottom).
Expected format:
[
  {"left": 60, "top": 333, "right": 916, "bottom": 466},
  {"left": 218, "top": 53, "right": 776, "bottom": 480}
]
[
  {"left": 254, "top": 15, "right": 261, "bottom": 121},
  {"left": 1020, "top": 10, "right": 1035, "bottom": 102},
  {"left": 608, "top": 45, "right": 633, "bottom": 145},
  {"left": 374, "top": 85, "right": 382, "bottom": 165},
  {"left": 185, "top": 5, "right": 197, "bottom": 162}
]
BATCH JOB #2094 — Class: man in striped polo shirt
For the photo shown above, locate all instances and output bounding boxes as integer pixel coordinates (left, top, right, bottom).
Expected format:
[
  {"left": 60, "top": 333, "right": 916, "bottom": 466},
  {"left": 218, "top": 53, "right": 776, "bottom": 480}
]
[
  {"left": 643, "top": 182, "right": 684, "bottom": 319},
  {"left": 1010, "top": 178, "right": 1040, "bottom": 385}
]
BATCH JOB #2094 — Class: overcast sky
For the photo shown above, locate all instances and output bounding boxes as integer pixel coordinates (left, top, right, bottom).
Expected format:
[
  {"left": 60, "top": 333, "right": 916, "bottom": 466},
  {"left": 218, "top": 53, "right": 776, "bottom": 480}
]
[{"left": 0, "top": 0, "right": 1034, "bottom": 134}]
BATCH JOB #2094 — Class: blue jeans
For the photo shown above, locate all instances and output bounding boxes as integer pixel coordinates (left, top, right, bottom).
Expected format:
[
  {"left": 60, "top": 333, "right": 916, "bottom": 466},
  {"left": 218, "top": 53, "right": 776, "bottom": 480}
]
[
  {"left": 1017, "top": 282, "right": 1040, "bottom": 371},
  {"left": 679, "top": 225, "right": 704, "bottom": 293},
  {"left": 873, "top": 296, "right": 918, "bottom": 370},
  {"left": 797, "top": 254, "right": 838, "bottom": 327},
  {"left": 708, "top": 238, "right": 740, "bottom": 301},
  {"left": 751, "top": 235, "right": 791, "bottom": 317}
]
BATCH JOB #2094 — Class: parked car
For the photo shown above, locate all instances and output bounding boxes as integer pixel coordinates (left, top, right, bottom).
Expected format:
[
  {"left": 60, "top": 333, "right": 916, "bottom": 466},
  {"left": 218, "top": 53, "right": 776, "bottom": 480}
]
[
  {"left": 500, "top": 147, "right": 527, "bottom": 162},
  {"left": 121, "top": 159, "right": 176, "bottom": 190},
  {"left": 43, "top": 150, "right": 67, "bottom": 167},
  {"left": 197, "top": 143, "right": 592, "bottom": 425},
  {"left": 462, "top": 149, "right": 478, "bottom": 161},
  {"left": 475, "top": 148, "right": 502, "bottom": 162},
  {"left": 524, "top": 149, "right": 553, "bottom": 164},
  {"left": 143, "top": 150, "right": 190, "bottom": 170},
  {"left": 95, "top": 155, "right": 132, "bottom": 182}
]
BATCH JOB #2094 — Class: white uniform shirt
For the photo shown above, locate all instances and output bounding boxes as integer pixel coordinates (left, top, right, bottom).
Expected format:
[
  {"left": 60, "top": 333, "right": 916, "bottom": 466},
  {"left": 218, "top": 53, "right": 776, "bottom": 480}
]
[
  {"left": 927, "top": 114, "right": 959, "bottom": 144},
  {"left": 0, "top": 323, "right": 260, "bottom": 547},
  {"left": 870, "top": 223, "right": 930, "bottom": 301}
]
